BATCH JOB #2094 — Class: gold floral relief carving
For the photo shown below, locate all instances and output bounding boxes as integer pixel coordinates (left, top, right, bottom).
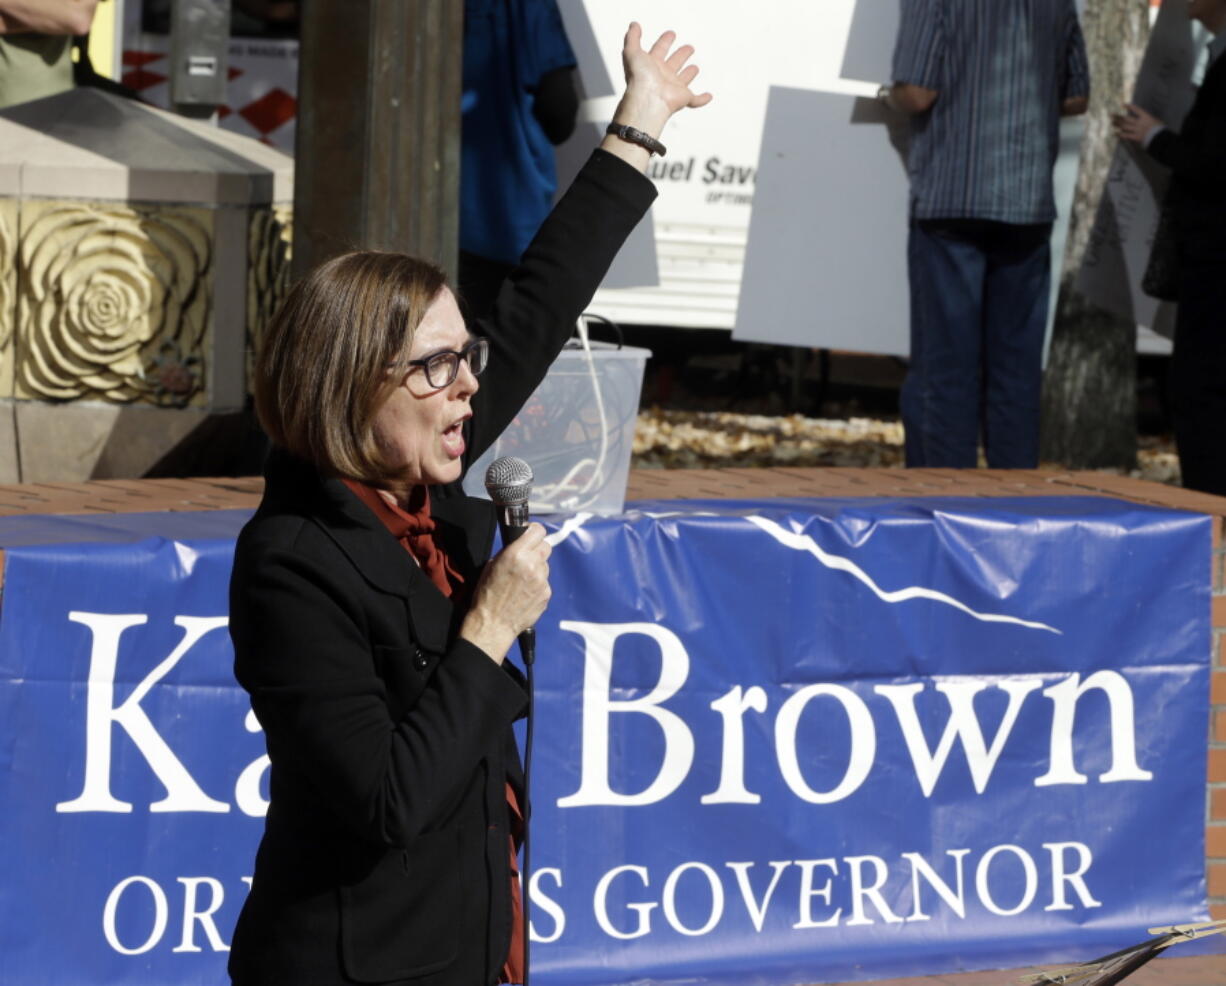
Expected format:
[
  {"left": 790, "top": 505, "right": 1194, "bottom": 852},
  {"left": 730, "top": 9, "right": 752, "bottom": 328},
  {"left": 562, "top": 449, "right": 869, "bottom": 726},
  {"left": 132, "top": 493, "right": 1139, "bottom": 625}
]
[
  {"left": 0, "top": 200, "right": 16, "bottom": 396},
  {"left": 15, "top": 201, "right": 213, "bottom": 406},
  {"left": 247, "top": 204, "right": 292, "bottom": 390}
]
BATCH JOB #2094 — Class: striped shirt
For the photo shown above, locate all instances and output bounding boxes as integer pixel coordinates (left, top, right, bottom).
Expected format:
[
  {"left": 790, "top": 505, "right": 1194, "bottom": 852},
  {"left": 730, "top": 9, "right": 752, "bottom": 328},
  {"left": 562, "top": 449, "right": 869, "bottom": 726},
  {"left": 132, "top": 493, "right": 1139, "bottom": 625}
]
[
  {"left": 1211, "top": 31, "right": 1226, "bottom": 70},
  {"left": 892, "top": 0, "right": 1090, "bottom": 224}
]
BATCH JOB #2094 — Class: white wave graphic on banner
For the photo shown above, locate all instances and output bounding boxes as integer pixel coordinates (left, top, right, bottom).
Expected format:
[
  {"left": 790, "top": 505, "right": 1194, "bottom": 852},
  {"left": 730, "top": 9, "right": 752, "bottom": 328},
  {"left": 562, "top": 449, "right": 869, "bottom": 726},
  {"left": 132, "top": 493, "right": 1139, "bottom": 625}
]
[
  {"left": 545, "top": 512, "right": 595, "bottom": 546},
  {"left": 745, "top": 515, "right": 1061, "bottom": 634},
  {"left": 545, "top": 510, "right": 1060, "bottom": 634}
]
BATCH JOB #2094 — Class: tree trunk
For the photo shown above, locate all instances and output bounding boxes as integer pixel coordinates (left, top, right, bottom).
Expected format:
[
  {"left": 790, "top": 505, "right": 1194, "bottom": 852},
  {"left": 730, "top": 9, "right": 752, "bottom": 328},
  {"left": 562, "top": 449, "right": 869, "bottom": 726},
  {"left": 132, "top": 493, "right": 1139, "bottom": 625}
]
[
  {"left": 1040, "top": 0, "right": 1150, "bottom": 469},
  {"left": 292, "top": 0, "right": 464, "bottom": 281}
]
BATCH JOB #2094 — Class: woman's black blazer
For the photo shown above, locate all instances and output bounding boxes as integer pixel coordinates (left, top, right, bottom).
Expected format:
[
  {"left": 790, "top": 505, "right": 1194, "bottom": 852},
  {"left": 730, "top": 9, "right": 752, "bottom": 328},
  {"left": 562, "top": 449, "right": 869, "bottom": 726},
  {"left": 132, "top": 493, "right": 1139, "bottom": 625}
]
[{"left": 227, "top": 150, "right": 655, "bottom": 986}]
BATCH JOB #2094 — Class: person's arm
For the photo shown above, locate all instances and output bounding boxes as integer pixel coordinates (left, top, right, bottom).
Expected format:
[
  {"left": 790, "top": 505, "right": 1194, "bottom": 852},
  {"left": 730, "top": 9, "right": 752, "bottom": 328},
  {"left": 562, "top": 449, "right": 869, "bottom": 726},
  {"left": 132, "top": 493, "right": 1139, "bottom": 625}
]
[
  {"left": 1060, "top": 0, "right": 1090, "bottom": 116},
  {"left": 1062, "top": 96, "right": 1088, "bottom": 117},
  {"left": 879, "top": 82, "right": 939, "bottom": 115},
  {"left": 532, "top": 65, "right": 579, "bottom": 145},
  {"left": 525, "top": 0, "right": 579, "bottom": 144},
  {"left": 0, "top": 0, "right": 98, "bottom": 35},
  {"left": 461, "top": 23, "right": 710, "bottom": 463},
  {"left": 882, "top": 0, "right": 943, "bottom": 115},
  {"left": 1112, "top": 97, "right": 1226, "bottom": 182},
  {"left": 1145, "top": 100, "right": 1226, "bottom": 182}
]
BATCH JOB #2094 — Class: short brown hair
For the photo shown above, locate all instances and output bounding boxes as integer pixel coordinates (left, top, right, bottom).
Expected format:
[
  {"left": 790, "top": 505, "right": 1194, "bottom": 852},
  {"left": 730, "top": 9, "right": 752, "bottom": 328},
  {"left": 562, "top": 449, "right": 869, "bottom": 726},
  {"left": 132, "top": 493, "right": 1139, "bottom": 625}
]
[{"left": 254, "top": 251, "right": 448, "bottom": 482}]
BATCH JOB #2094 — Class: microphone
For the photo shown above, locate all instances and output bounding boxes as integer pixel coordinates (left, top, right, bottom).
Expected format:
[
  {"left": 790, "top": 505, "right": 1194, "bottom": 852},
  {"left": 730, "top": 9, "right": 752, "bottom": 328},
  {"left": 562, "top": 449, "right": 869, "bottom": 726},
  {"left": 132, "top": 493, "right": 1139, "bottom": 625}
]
[{"left": 484, "top": 456, "right": 536, "bottom": 665}]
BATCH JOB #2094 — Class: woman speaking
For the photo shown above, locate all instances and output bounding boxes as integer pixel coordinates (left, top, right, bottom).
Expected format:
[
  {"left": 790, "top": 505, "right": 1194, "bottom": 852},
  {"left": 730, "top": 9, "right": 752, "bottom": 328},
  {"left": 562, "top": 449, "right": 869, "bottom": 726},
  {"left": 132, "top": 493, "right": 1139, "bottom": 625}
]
[{"left": 226, "top": 22, "right": 711, "bottom": 986}]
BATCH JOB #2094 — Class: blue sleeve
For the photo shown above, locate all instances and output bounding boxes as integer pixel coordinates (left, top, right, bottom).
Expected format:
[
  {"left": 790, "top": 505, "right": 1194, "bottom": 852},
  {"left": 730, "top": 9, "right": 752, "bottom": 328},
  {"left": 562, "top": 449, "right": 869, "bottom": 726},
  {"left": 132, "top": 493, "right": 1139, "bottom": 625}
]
[
  {"left": 891, "top": 0, "right": 944, "bottom": 89},
  {"left": 1061, "top": 0, "right": 1090, "bottom": 101},
  {"left": 520, "top": 0, "right": 577, "bottom": 89}
]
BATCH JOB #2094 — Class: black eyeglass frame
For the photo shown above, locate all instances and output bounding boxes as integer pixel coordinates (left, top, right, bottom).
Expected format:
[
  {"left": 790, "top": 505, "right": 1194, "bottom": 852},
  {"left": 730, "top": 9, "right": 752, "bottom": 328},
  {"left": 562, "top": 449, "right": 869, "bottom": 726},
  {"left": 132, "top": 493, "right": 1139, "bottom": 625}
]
[{"left": 392, "top": 336, "right": 489, "bottom": 390}]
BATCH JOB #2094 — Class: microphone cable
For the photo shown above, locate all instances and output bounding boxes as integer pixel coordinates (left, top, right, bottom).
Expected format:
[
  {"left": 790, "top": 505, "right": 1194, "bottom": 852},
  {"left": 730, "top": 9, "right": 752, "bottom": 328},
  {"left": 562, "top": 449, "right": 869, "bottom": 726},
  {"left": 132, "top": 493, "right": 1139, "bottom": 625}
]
[
  {"left": 520, "top": 640, "right": 535, "bottom": 986},
  {"left": 484, "top": 456, "right": 537, "bottom": 986}
]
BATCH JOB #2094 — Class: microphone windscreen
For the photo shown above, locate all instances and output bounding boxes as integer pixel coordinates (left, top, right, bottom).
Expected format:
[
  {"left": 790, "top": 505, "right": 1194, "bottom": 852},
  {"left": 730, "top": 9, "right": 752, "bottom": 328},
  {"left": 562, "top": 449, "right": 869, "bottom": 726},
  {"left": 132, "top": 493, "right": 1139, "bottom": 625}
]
[{"left": 484, "top": 456, "right": 533, "bottom": 507}]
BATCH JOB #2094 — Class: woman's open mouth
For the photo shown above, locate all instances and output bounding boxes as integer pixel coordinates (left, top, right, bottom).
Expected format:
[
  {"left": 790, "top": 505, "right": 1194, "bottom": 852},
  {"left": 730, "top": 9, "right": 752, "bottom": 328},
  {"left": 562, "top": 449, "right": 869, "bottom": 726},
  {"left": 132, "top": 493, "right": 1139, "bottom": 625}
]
[{"left": 442, "top": 418, "right": 467, "bottom": 458}]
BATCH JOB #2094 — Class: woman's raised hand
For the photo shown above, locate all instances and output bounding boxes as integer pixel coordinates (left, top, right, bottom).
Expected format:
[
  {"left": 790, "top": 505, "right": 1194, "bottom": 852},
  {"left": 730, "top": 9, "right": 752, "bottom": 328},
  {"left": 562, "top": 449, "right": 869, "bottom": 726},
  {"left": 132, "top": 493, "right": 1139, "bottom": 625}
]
[
  {"left": 620, "top": 22, "right": 712, "bottom": 128},
  {"left": 602, "top": 22, "right": 712, "bottom": 169}
]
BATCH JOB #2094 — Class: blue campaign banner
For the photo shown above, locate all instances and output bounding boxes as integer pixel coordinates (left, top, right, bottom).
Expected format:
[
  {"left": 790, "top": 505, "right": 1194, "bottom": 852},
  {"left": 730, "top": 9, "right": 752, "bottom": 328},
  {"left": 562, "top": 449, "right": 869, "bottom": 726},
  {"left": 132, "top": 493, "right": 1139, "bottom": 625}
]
[
  {"left": 0, "top": 497, "right": 1212, "bottom": 986},
  {"left": 529, "top": 497, "right": 1213, "bottom": 984},
  {"left": 0, "top": 524, "right": 262, "bottom": 986}
]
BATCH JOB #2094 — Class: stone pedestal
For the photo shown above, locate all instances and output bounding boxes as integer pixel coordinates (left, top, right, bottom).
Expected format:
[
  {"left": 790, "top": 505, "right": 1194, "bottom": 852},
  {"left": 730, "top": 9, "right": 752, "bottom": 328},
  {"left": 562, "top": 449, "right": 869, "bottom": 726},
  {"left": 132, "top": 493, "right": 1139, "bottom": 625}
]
[{"left": 0, "top": 88, "right": 293, "bottom": 481}]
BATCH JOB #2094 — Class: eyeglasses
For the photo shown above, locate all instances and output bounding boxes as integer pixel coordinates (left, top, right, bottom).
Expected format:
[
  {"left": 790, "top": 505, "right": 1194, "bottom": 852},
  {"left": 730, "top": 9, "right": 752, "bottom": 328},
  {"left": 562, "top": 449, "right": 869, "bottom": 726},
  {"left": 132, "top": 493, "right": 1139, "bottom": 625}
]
[{"left": 393, "top": 337, "right": 489, "bottom": 389}]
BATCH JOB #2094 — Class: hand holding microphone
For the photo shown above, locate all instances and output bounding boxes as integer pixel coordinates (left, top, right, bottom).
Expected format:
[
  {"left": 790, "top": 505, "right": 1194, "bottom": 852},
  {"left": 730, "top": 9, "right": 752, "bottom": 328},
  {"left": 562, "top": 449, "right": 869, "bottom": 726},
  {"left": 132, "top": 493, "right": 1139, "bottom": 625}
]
[{"left": 459, "top": 457, "right": 549, "bottom": 665}]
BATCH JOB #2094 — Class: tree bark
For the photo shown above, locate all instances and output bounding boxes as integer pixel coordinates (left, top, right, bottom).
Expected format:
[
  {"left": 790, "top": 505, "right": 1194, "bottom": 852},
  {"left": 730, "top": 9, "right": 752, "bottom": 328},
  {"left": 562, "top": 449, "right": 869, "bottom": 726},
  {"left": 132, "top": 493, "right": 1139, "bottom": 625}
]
[{"left": 1040, "top": 0, "right": 1150, "bottom": 469}]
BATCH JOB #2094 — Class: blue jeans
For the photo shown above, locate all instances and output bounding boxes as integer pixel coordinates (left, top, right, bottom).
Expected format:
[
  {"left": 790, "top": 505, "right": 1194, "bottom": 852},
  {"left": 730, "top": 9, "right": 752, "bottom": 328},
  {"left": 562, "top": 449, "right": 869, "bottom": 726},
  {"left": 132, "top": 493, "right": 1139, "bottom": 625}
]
[{"left": 901, "top": 218, "right": 1052, "bottom": 468}]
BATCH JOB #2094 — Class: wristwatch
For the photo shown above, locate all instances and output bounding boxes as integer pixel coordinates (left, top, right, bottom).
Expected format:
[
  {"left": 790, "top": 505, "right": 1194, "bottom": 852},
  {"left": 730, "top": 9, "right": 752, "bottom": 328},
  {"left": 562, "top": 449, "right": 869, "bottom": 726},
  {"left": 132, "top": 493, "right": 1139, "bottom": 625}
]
[{"left": 606, "top": 122, "right": 667, "bottom": 157}]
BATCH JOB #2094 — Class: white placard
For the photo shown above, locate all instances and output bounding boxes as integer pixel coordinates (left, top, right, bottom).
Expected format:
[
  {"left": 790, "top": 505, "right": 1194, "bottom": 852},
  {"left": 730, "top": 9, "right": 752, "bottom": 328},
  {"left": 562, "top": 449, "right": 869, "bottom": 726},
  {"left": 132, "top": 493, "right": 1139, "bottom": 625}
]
[
  {"left": 736, "top": 1, "right": 1082, "bottom": 359},
  {"left": 735, "top": 87, "right": 910, "bottom": 355}
]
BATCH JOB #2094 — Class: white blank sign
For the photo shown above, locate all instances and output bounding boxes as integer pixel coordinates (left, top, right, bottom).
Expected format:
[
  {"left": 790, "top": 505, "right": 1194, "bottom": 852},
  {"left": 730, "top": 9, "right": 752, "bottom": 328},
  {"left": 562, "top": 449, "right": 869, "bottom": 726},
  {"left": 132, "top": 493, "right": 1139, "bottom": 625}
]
[
  {"left": 735, "top": 86, "right": 911, "bottom": 356},
  {"left": 841, "top": 0, "right": 899, "bottom": 83}
]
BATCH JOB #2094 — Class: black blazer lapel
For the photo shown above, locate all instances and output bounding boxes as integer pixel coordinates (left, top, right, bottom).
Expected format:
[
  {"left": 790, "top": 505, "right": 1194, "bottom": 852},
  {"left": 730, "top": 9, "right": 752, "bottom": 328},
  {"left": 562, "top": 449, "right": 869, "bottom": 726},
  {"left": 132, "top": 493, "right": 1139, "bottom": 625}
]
[
  {"left": 260, "top": 452, "right": 495, "bottom": 655},
  {"left": 313, "top": 475, "right": 457, "bottom": 654}
]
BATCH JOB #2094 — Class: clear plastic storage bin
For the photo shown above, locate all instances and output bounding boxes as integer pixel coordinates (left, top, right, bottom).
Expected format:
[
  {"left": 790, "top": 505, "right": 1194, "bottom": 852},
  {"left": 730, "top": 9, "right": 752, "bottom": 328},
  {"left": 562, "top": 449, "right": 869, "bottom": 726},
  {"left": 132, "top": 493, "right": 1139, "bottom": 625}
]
[{"left": 463, "top": 341, "right": 649, "bottom": 515}]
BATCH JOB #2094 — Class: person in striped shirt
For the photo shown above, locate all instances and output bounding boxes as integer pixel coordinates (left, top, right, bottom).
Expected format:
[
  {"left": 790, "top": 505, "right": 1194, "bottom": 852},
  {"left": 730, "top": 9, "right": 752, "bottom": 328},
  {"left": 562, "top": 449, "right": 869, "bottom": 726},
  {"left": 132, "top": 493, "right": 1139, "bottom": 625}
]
[{"left": 879, "top": 0, "right": 1090, "bottom": 469}]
